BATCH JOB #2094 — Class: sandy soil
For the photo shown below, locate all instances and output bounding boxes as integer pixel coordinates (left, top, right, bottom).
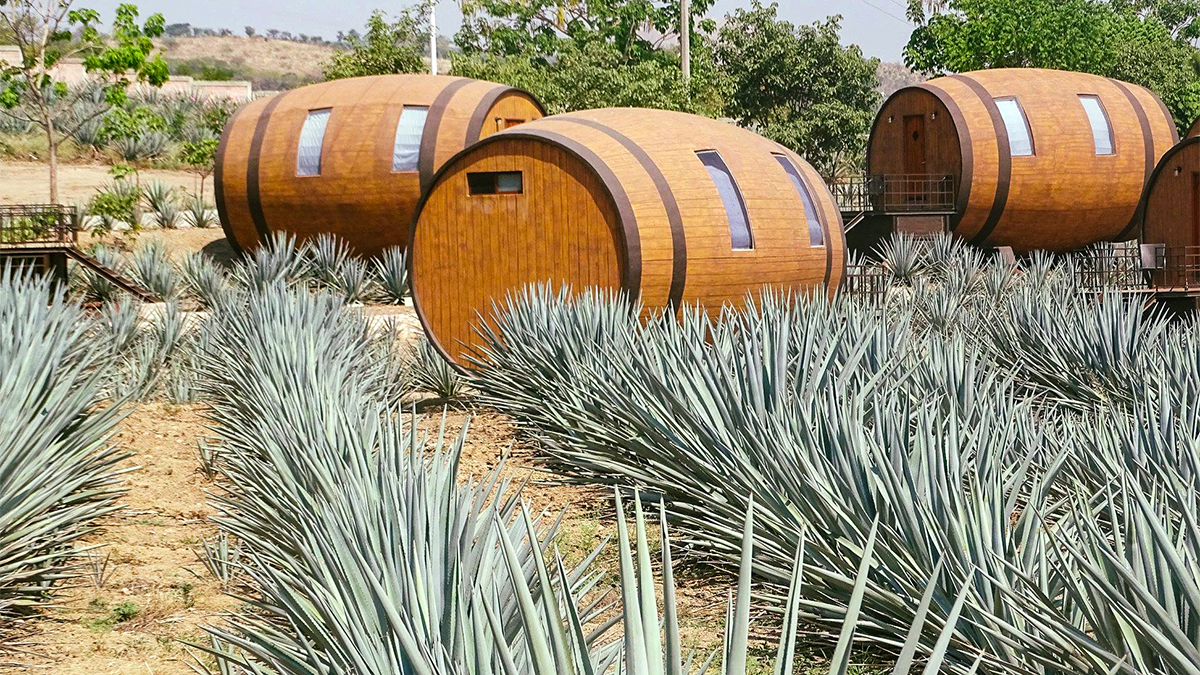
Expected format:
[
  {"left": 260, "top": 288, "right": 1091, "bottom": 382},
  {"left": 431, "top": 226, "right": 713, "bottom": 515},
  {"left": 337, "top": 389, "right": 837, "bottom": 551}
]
[
  {"left": 4, "top": 404, "right": 237, "bottom": 675},
  {"left": 2, "top": 404, "right": 727, "bottom": 673},
  {"left": 0, "top": 162, "right": 213, "bottom": 206},
  {"left": 82, "top": 227, "right": 237, "bottom": 266}
]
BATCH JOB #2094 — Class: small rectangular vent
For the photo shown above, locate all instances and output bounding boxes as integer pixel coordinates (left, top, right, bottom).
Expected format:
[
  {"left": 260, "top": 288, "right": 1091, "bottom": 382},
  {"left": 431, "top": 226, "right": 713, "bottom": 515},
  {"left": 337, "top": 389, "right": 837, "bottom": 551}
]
[{"left": 468, "top": 171, "right": 523, "bottom": 195}]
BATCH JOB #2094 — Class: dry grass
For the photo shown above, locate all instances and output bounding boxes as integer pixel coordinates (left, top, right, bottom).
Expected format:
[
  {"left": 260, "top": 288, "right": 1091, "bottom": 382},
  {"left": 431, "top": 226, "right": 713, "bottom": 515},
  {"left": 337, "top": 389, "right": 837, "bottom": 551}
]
[
  {"left": 0, "top": 161, "right": 213, "bottom": 207},
  {"left": 160, "top": 36, "right": 336, "bottom": 84}
]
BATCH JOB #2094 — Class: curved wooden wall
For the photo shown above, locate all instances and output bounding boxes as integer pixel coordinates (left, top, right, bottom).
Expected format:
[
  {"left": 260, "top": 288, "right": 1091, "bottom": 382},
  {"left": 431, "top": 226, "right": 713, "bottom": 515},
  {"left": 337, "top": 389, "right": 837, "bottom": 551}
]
[
  {"left": 214, "top": 74, "right": 545, "bottom": 257},
  {"left": 868, "top": 68, "right": 1177, "bottom": 253},
  {"left": 410, "top": 108, "right": 845, "bottom": 367},
  {"left": 1141, "top": 136, "right": 1200, "bottom": 248},
  {"left": 1187, "top": 116, "right": 1200, "bottom": 139}
]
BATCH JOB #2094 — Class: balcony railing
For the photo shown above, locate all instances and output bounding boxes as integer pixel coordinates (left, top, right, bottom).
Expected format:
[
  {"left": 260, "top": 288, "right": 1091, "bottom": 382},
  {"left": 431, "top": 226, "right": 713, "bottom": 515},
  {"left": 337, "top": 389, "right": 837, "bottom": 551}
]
[
  {"left": 1076, "top": 243, "right": 1200, "bottom": 294},
  {"left": 840, "top": 263, "right": 890, "bottom": 304},
  {"left": 828, "top": 174, "right": 956, "bottom": 214},
  {"left": 0, "top": 204, "right": 76, "bottom": 246}
]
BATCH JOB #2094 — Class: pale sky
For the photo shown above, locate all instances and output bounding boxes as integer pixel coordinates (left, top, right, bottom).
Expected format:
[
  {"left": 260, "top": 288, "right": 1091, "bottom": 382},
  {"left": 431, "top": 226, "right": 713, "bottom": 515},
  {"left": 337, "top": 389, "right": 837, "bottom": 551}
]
[{"left": 89, "top": 0, "right": 914, "bottom": 63}]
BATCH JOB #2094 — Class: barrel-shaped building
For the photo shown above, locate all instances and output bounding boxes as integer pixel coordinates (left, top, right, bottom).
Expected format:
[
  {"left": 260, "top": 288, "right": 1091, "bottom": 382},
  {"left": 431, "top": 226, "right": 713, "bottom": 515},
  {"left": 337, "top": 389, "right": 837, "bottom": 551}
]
[
  {"left": 410, "top": 108, "right": 845, "bottom": 367},
  {"left": 1141, "top": 136, "right": 1200, "bottom": 252},
  {"left": 868, "top": 68, "right": 1177, "bottom": 253},
  {"left": 215, "top": 74, "right": 545, "bottom": 256}
]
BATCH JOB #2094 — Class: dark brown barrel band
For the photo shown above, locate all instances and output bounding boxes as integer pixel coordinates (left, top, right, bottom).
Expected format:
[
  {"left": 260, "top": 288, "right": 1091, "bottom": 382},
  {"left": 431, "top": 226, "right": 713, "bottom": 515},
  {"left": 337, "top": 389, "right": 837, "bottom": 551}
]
[
  {"left": 1110, "top": 78, "right": 1155, "bottom": 241},
  {"left": 419, "top": 78, "right": 475, "bottom": 193},
  {"left": 214, "top": 103, "right": 246, "bottom": 255},
  {"left": 246, "top": 92, "right": 290, "bottom": 246},
  {"left": 552, "top": 116, "right": 686, "bottom": 311},
  {"left": 950, "top": 74, "right": 1010, "bottom": 247}
]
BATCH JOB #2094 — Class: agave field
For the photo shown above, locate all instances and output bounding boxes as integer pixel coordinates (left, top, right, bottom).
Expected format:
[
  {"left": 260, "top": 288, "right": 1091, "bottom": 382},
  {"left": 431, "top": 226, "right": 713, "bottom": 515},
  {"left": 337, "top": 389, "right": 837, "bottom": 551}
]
[{"left": 4, "top": 232, "right": 1200, "bottom": 674}]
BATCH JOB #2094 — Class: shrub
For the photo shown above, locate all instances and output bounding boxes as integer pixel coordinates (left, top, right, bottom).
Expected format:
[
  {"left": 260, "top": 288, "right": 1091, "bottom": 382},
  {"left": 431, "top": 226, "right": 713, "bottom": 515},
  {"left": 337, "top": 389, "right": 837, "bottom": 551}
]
[
  {"left": 88, "top": 180, "right": 141, "bottom": 231},
  {"left": 184, "top": 196, "right": 216, "bottom": 229},
  {"left": 373, "top": 245, "right": 408, "bottom": 304}
]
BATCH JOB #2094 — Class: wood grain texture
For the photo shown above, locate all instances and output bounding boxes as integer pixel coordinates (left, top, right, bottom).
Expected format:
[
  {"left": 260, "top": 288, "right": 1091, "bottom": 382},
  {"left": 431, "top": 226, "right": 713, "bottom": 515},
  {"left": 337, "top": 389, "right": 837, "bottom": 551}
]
[
  {"left": 411, "top": 108, "right": 844, "bottom": 367},
  {"left": 1188, "top": 115, "right": 1200, "bottom": 139},
  {"left": 869, "top": 68, "right": 1175, "bottom": 253},
  {"left": 214, "top": 74, "right": 545, "bottom": 257},
  {"left": 1142, "top": 136, "right": 1200, "bottom": 248}
]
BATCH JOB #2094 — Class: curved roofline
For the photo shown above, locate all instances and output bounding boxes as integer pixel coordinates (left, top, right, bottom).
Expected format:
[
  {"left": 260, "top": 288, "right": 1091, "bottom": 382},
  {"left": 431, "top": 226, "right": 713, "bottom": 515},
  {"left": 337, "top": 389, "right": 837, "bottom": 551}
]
[
  {"left": 1139, "top": 135, "right": 1200, "bottom": 243},
  {"left": 214, "top": 102, "right": 249, "bottom": 256},
  {"left": 464, "top": 86, "right": 548, "bottom": 148},
  {"left": 406, "top": 127, "right": 641, "bottom": 371},
  {"left": 867, "top": 83, "right": 973, "bottom": 227}
]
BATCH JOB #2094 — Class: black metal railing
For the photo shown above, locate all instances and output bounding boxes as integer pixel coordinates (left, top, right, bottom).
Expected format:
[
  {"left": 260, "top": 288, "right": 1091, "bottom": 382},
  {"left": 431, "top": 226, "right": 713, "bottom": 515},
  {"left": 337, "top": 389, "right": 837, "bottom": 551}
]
[
  {"left": 828, "top": 175, "right": 879, "bottom": 213},
  {"left": 840, "top": 263, "right": 890, "bottom": 304},
  {"left": 0, "top": 204, "right": 76, "bottom": 246},
  {"left": 1076, "top": 243, "right": 1200, "bottom": 293},
  {"left": 828, "top": 174, "right": 956, "bottom": 214},
  {"left": 876, "top": 174, "right": 956, "bottom": 212}
]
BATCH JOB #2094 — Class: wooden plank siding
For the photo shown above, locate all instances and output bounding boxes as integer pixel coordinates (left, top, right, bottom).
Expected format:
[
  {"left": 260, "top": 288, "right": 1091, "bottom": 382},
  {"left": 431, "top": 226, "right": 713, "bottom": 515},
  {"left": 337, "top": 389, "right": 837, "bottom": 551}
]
[
  {"left": 214, "top": 74, "right": 545, "bottom": 257},
  {"left": 411, "top": 108, "right": 845, "bottom": 368},
  {"left": 869, "top": 68, "right": 1175, "bottom": 253},
  {"left": 1142, "top": 137, "right": 1200, "bottom": 249}
]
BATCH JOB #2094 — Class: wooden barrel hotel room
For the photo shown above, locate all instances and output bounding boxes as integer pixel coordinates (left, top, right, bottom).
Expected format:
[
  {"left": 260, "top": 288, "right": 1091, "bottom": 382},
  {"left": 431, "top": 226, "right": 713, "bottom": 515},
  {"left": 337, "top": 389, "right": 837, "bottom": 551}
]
[
  {"left": 213, "top": 74, "right": 545, "bottom": 256},
  {"left": 407, "top": 108, "right": 846, "bottom": 366}
]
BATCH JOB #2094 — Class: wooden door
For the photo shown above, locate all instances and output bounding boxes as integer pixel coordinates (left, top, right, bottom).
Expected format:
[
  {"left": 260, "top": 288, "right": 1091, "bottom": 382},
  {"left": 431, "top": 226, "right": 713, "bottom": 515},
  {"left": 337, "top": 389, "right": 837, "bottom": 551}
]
[
  {"left": 903, "top": 115, "right": 926, "bottom": 203},
  {"left": 1189, "top": 171, "right": 1200, "bottom": 286},
  {"left": 1192, "top": 171, "right": 1199, "bottom": 247}
]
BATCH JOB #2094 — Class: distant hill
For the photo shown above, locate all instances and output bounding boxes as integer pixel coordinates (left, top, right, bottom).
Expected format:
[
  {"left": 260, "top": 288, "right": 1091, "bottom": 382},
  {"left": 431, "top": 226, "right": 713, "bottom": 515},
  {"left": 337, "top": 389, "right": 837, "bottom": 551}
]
[
  {"left": 159, "top": 36, "right": 338, "bottom": 90},
  {"left": 877, "top": 61, "right": 924, "bottom": 98}
]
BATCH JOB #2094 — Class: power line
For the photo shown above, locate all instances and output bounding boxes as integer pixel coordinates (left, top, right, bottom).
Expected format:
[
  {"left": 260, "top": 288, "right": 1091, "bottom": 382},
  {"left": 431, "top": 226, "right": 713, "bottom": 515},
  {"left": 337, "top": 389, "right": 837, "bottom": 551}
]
[{"left": 850, "top": 0, "right": 914, "bottom": 26}]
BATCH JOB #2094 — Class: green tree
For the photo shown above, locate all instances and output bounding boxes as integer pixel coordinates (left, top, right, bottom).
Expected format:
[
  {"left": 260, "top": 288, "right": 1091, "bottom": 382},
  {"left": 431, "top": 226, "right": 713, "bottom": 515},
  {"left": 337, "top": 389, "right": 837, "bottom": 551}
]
[
  {"left": 0, "top": 2, "right": 167, "bottom": 202},
  {"left": 904, "top": 0, "right": 1200, "bottom": 131},
  {"left": 452, "top": 0, "right": 724, "bottom": 115},
  {"left": 180, "top": 135, "right": 217, "bottom": 200},
  {"left": 452, "top": 40, "right": 723, "bottom": 115},
  {"left": 323, "top": 9, "right": 425, "bottom": 80},
  {"left": 714, "top": 2, "right": 881, "bottom": 177},
  {"left": 456, "top": 0, "right": 715, "bottom": 60}
]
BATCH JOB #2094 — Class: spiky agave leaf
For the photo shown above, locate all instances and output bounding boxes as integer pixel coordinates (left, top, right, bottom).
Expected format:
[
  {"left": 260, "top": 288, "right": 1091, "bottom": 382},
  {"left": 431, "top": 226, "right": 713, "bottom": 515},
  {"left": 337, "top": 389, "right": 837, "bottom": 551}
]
[
  {"left": 198, "top": 284, "right": 608, "bottom": 674},
  {"left": 0, "top": 268, "right": 129, "bottom": 617},
  {"left": 471, "top": 284, "right": 1100, "bottom": 673}
]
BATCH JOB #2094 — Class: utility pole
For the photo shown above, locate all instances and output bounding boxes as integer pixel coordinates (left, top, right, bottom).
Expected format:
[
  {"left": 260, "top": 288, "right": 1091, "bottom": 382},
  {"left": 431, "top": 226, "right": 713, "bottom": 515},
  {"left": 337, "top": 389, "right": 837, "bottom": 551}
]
[
  {"left": 680, "top": 0, "right": 690, "bottom": 83},
  {"left": 429, "top": 0, "right": 438, "bottom": 76}
]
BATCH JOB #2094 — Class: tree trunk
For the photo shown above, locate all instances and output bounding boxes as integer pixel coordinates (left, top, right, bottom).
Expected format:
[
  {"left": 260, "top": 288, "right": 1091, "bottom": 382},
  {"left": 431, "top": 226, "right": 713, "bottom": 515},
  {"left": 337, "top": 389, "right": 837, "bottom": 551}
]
[{"left": 46, "top": 120, "right": 58, "bottom": 204}]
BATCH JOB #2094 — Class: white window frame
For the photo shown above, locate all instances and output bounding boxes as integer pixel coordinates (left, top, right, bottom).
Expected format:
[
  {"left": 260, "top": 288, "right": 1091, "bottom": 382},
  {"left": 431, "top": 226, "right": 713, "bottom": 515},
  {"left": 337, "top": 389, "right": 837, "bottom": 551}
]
[
  {"left": 994, "top": 97, "right": 1034, "bottom": 157},
  {"left": 696, "top": 150, "right": 753, "bottom": 251},
  {"left": 296, "top": 108, "right": 332, "bottom": 176},
  {"left": 1078, "top": 94, "right": 1114, "bottom": 156},
  {"left": 392, "top": 106, "right": 429, "bottom": 173},
  {"left": 773, "top": 153, "right": 824, "bottom": 248}
]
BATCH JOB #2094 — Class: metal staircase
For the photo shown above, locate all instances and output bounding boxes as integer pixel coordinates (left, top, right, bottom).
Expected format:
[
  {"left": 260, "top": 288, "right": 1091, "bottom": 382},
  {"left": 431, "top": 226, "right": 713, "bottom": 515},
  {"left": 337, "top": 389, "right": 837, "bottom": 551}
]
[{"left": 0, "top": 204, "right": 159, "bottom": 302}]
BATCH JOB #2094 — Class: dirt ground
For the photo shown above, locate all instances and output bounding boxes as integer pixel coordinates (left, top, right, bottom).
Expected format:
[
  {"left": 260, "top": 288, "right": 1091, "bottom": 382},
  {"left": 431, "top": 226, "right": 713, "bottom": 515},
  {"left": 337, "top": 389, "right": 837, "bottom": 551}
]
[
  {"left": 0, "top": 403, "right": 730, "bottom": 674},
  {"left": 0, "top": 162, "right": 212, "bottom": 206},
  {"left": 3, "top": 404, "right": 236, "bottom": 675}
]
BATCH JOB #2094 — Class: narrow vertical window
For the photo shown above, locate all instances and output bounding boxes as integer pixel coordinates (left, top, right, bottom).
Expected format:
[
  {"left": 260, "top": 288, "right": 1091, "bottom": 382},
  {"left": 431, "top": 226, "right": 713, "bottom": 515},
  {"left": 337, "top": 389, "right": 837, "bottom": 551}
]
[
  {"left": 773, "top": 154, "right": 824, "bottom": 247},
  {"left": 994, "top": 97, "right": 1034, "bottom": 156},
  {"left": 1078, "top": 95, "right": 1114, "bottom": 156},
  {"left": 296, "top": 109, "right": 331, "bottom": 176},
  {"left": 696, "top": 150, "right": 752, "bottom": 250},
  {"left": 392, "top": 106, "right": 428, "bottom": 172}
]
